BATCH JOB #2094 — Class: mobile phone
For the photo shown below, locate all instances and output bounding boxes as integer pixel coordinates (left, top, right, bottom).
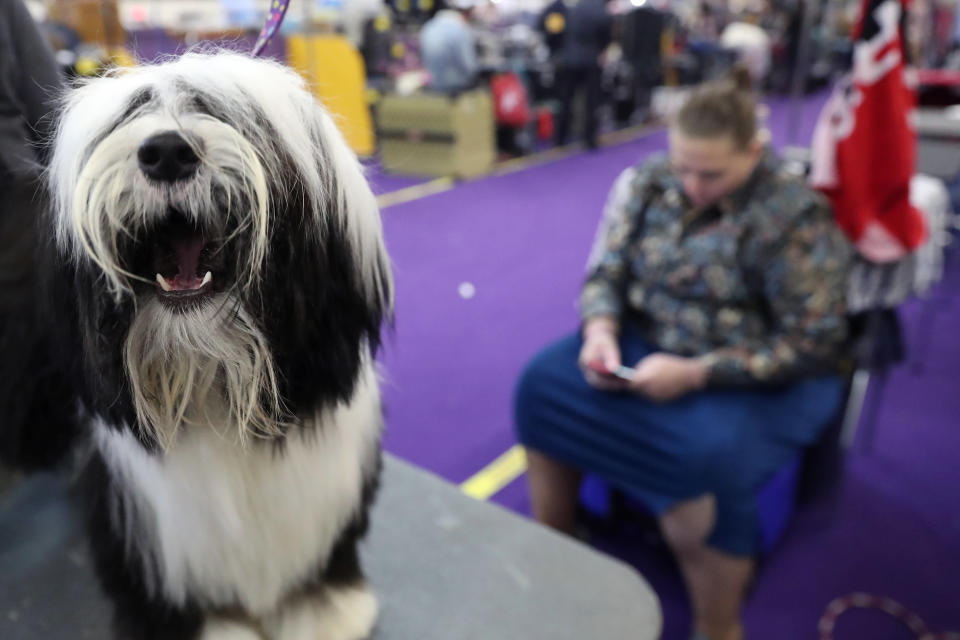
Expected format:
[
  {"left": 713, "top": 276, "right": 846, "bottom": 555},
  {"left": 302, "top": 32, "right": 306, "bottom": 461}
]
[
  {"left": 612, "top": 365, "right": 636, "bottom": 381},
  {"left": 587, "top": 361, "right": 635, "bottom": 381}
]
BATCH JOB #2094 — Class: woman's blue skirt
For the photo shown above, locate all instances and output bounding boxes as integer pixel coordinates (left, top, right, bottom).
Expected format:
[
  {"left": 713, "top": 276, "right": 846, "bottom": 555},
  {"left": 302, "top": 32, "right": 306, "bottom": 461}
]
[{"left": 514, "top": 326, "right": 845, "bottom": 556}]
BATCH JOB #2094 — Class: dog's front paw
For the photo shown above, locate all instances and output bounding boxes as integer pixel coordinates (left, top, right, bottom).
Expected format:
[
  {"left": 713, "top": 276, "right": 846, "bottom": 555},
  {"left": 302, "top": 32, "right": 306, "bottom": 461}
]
[
  {"left": 267, "top": 584, "right": 378, "bottom": 640},
  {"left": 200, "top": 617, "right": 265, "bottom": 640}
]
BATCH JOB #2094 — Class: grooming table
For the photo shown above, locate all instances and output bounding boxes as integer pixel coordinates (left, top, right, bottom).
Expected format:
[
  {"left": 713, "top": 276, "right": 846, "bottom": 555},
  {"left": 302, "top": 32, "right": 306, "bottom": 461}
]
[{"left": 0, "top": 454, "right": 661, "bottom": 639}]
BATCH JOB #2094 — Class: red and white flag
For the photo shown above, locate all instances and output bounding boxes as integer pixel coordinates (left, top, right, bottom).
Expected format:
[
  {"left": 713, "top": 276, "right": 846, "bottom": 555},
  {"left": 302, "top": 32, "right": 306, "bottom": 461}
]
[{"left": 810, "top": 0, "right": 926, "bottom": 262}]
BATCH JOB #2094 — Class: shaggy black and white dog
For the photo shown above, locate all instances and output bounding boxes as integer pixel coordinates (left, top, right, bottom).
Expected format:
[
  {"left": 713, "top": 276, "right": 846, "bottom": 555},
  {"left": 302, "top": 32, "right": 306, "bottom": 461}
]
[{"left": 44, "top": 52, "right": 393, "bottom": 639}]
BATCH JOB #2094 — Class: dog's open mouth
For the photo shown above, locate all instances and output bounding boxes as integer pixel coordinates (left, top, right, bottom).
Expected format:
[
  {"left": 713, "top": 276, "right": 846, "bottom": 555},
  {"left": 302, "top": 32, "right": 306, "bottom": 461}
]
[{"left": 149, "top": 212, "right": 225, "bottom": 309}]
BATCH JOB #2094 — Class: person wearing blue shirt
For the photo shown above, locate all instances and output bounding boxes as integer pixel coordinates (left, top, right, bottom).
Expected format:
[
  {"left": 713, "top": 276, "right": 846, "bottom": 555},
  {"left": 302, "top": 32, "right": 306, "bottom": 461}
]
[{"left": 420, "top": 0, "right": 479, "bottom": 93}]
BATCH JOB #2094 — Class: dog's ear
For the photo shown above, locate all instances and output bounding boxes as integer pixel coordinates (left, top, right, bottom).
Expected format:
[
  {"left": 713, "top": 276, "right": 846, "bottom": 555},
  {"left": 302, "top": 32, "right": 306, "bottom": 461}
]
[
  {"left": 249, "top": 100, "right": 393, "bottom": 418},
  {"left": 310, "top": 102, "right": 394, "bottom": 324}
]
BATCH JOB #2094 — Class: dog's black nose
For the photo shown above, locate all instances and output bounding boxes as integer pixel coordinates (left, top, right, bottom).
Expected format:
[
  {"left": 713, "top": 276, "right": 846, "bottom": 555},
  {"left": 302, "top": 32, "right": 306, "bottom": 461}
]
[{"left": 138, "top": 132, "right": 200, "bottom": 182}]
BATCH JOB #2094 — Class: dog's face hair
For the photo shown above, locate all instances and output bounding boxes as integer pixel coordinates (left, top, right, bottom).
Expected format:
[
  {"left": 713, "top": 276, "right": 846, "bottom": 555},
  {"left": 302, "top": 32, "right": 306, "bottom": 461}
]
[{"left": 48, "top": 52, "right": 392, "bottom": 450}]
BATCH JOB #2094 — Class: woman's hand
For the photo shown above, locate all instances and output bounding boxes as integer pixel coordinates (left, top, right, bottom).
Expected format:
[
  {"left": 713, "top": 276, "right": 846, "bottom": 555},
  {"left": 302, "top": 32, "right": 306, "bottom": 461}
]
[
  {"left": 578, "top": 318, "right": 627, "bottom": 391},
  {"left": 624, "top": 353, "right": 710, "bottom": 402}
]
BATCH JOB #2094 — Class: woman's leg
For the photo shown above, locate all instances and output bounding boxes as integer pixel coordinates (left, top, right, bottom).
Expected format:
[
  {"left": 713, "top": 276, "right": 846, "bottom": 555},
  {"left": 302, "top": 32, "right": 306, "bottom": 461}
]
[
  {"left": 660, "top": 495, "right": 754, "bottom": 640},
  {"left": 524, "top": 448, "right": 583, "bottom": 535},
  {"left": 659, "top": 377, "right": 845, "bottom": 638}
]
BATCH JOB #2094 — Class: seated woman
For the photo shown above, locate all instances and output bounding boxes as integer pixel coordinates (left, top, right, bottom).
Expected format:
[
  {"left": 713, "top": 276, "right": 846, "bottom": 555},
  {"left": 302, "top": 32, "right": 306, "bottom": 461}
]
[{"left": 514, "top": 71, "right": 852, "bottom": 640}]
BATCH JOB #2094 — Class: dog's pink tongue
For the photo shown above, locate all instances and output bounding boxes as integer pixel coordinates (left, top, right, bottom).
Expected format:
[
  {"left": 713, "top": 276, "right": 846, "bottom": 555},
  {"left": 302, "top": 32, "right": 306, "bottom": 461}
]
[{"left": 170, "top": 236, "right": 205, "bottom": 290}]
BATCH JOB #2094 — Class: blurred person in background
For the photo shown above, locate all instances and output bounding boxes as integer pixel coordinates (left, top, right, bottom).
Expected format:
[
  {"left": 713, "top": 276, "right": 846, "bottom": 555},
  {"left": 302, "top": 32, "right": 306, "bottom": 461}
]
[
  {"left": 0, "top": 0, "right": 75, "bottom": 475},
  {"left": 342, "top": 0, "right": 388, "bottom": 49},
  {"left": 537, "top": 0, "right": 569, "bottom": 62},
  {"left": 515, "top": 69, "right": 852, "bottom": 640},
  {"left": 1, "top": 0, "right": 60, "bottom": 178},
  {"left": 692, "top": 0, "right": 723, "bottom": 41},
  {"left": 554, "top": 0, "right": 613, "bottom": 150},
  {"left": 420, "top": 0, "right": 480, "bottom": 93},
  {"left": 720, "top": 16, "right": 772, "bottom": 87}
]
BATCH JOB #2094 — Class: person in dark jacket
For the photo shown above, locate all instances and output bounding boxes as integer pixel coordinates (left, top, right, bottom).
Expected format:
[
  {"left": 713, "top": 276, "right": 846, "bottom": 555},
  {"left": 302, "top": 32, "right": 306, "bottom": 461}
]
[
  {"left": 537, "top": 0, "right": 569, "bottom": 61},
  {"left": 0, "top": 0, "right": 75, "bottom": 471},
  {"left": 554, "top": 0, "right": 613, "bottom": 149},
  {"left": 0, "top": 0, "right": 61, "bottom": 175}
]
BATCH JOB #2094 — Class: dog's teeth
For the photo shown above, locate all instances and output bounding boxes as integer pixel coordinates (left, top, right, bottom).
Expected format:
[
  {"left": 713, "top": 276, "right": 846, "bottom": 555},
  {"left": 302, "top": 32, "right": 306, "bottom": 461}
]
[
  {"left": 201, "top": 271, "right": 213, "bottom": 287},
  {"left": 156, "top": 273, "right": 172, "bottom": 292}
]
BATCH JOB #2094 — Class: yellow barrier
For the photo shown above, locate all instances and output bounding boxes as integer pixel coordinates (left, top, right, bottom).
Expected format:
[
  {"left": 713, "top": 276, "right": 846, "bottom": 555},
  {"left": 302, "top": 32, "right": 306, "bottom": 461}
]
[{"left": 286, "top": 35, "right": 375, "bottom": 157}]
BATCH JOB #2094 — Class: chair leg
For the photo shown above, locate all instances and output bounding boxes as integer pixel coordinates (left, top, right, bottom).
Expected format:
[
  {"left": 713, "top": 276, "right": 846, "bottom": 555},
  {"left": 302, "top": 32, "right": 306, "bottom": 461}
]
[
  {"left": 840, "top": 369, "right": 870, "bottom": 449},
  {"left": 855, "top": 369, "right": 890, "bottom": 454}
]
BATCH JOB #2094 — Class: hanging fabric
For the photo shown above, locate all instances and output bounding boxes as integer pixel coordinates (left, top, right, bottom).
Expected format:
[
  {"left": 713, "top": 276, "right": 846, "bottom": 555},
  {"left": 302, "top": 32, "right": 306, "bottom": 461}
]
[{"left": 810, "top": 0, "right": 927, "bottom": 263}]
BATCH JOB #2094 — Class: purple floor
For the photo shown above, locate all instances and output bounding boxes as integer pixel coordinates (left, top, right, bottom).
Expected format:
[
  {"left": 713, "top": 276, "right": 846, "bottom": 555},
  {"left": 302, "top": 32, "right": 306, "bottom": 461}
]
[
  {"left": 377, "top": 91, "right": 959, "bottom": 639},
  {"left": 379, "top": 131, "right": 668, "bottom": 478},
  {"left": 363, "top": 160, "right": 431, "bottom": 195}
]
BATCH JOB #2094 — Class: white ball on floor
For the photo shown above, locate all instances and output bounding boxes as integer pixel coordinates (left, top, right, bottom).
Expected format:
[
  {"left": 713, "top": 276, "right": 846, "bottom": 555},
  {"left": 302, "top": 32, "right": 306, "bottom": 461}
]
[{"left": 458, "top": 282, "right": 476, "bottom": 299}]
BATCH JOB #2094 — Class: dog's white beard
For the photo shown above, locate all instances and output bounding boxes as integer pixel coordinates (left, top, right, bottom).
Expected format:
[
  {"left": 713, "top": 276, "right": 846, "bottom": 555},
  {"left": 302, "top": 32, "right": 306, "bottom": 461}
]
[{"left": 124, "top": 296, "right": 285, "bottom": 450}]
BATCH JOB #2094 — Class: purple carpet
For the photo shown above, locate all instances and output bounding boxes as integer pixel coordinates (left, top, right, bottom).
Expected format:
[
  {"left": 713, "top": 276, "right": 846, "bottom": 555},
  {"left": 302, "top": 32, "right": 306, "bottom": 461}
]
[
  {"left": 379, "top": 131, "right": 668, "bottom": 478},
  {"left": 363, "top": 160, "right": 431, "bottom": 195},
  {"left": 377, "top": 91, "right": 959, "bottom": 639}
]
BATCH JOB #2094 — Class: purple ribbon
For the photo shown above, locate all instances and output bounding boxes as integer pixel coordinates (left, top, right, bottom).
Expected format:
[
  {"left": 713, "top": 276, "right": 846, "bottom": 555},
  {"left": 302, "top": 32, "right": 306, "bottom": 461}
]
[{"left": 252, "top": 0, "right": 291, "bottom": 57}]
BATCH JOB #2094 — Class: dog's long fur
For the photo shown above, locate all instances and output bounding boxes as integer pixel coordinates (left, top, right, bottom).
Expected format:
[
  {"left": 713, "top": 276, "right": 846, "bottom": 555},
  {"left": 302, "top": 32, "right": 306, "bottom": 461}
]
[{"left": 38, "top": 52, "right": 393, "bottom": 639}]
